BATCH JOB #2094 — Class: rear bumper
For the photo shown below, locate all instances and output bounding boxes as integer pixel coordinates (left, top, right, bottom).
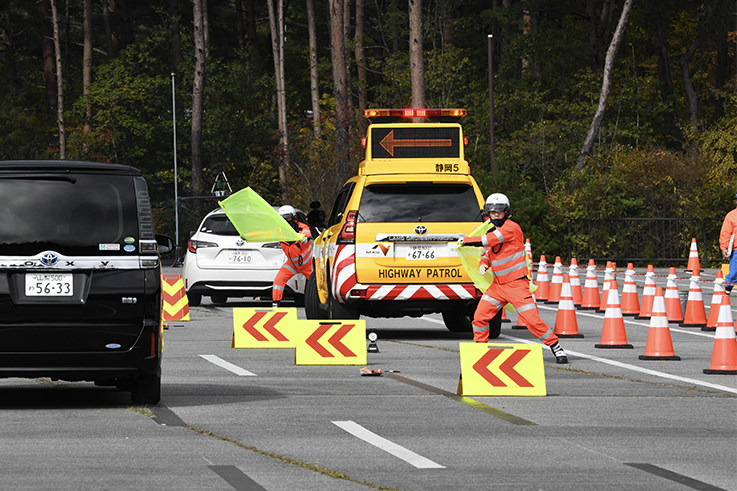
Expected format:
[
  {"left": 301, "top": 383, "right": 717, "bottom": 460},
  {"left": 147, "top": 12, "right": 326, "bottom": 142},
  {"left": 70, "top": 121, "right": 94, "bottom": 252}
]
[
  {"left": 347, "top": 283, "right": 480, "bottom": 301},
  {"left": 186, "top": 280, "right": 274, "bottom": 297},
  {"left": 0, "top": 351, "right": 161, "bottom": 382}
]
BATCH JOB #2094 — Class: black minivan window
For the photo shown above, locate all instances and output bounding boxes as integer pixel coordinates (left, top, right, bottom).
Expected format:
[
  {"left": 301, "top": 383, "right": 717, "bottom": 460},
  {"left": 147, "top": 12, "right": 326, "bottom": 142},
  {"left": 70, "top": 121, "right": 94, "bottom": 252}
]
[
  {"left": 0, "top": 174, "right": 138, "bottom": 255},
  {"left": 358, "top": 183, "right": 482, "bottom": 222}
]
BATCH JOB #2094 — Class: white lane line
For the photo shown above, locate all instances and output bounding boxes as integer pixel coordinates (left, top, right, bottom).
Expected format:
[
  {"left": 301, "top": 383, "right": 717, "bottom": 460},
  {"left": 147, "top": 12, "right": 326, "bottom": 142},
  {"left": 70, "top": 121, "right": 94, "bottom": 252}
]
[
  {"left": 199, "top": 355, "right": 256, "bottom": 376},
  {"left": 332, "top": 420, "right": 445, "bottom": 469},
  {"left": 419, "top": 317, "right": 737, "bottom": 395}
]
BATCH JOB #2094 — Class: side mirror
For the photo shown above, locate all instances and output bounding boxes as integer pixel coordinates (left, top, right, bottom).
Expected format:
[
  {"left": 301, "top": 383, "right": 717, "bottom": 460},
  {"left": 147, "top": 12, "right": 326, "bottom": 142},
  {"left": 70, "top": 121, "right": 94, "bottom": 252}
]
[{"left": 156, "top": 234, "right": 175, "bottom": 255}]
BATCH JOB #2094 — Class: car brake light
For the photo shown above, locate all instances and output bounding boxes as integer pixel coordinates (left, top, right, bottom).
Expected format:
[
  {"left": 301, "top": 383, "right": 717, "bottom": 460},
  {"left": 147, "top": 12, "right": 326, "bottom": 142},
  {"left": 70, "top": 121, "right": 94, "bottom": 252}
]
[
  {"left": 337, "top": 210, "right": 358, "bottom": 244},
  {"left": 188, "top": 240, "right": 218, "bottom": 253}
]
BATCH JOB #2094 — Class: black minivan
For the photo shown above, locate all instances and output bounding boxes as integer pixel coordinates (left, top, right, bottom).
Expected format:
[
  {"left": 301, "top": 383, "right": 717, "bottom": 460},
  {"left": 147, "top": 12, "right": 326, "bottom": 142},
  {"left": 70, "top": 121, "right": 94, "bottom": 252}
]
[{"left": 0, "top": 161, "right": 172, "bottom": 404}]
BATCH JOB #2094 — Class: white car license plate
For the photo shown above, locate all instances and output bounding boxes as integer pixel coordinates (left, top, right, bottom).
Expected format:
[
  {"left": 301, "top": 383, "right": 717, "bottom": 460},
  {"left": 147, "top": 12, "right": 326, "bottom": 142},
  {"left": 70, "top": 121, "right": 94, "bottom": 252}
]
[
  {"left": 404, "top": 244, "right": 437, "bottom": 261},
  {"left": 25, "top": 273, "right": 73, "bottom": 296},
  {"left": 228, "top": 251, "right": 253, "bottom": 264}
]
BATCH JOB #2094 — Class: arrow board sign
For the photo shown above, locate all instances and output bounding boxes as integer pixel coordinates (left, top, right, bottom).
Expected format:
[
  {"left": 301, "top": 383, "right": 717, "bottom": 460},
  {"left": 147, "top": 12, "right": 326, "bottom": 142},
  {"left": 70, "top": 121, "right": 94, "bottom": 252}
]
[
  {"left": 233, "top": 308, "right": 299, "bottom": 348},
  {"left": 295, "top": 320, "right": 367, "bottom": 365},
  {"left": 459, "top": 343, "right": 546, "bottom": 396}
]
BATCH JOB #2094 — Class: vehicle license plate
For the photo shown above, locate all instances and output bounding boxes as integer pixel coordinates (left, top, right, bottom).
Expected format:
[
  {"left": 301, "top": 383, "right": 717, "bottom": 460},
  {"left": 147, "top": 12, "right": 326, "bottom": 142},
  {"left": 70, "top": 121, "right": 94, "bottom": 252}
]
[
  {"left": 228, "top": 251, "right": 253, "bottom": 264},
  {"left": 25, "top": 273, "right": 73, "bottom": 296},
  {"left": 404, "top": 244, "right": 437, "bottom": 261}
]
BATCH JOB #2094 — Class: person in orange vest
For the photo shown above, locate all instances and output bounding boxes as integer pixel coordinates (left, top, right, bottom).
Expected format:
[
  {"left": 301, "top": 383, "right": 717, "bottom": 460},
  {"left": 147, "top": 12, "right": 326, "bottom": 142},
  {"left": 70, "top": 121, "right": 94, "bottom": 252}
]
[
  {"left": 272, "top": 205, "right": 313, "bottom": 308},
  {"left": 719, "top": 193, "right": 737, "bottom": 294},
  {"left": 461, "top": 193, "right": 568, "bottom": 363}
]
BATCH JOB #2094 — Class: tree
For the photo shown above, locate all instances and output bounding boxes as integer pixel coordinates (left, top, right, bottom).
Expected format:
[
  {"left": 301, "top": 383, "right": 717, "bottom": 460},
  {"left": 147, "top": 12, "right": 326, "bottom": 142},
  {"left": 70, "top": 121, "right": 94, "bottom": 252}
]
[
  {"left": 409, "top": 0, "right": 425, "bottom": 109},
  {"left": 191, "top": 0, "right": 206, "bottom": 196},
  {"left": 577, "top": 0, "right": 633, "bottom": 170},
  {"left": 268, "top": 0, "right": 289, "bottom": 197},
  {"left": 82, "top": 0, "right": 92, "bottom": 134},
  {"left": 50, "top": 0, "right": 65, "bottom": 159},
  {"left": 307, "top": 0, "right": 321, "bottom": 139},
  {"left": 330, "top": 0, "right": 350, "bottom": 174}
]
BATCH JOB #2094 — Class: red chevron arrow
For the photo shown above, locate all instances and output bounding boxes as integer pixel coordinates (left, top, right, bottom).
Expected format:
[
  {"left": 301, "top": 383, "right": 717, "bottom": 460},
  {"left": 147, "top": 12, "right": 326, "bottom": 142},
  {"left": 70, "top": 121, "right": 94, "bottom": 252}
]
[
  {"left": 305, "top": 324, "right": 357, "bottom": 358},
  {"left": 472, "top": 348, "right": 533, "bottom": 387},
  {"left": 242, "top": 311, "right": 289, "bottom": 342}
]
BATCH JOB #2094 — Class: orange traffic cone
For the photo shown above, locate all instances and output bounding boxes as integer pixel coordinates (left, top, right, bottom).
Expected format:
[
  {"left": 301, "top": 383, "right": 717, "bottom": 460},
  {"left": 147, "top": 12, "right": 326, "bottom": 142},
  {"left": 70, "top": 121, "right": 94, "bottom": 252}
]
[
  {"left": 524, "top": 239, "right": 533, "bottom": 268},
  {"left": 620, "top": 263, "right": 640, "bottom": 316},
  {"left": 639, "top": 287, "right": 680, "bottom": 360},
  {"left": 681, "top": 272, "right": 707, "bottom": 328},
  {"left": 636, "top": 265, "right": 656, "bottom": 320},
  {"left": 595, "top": 285, "right": 633, "bottom": 349},
  {"left": 598, "top": 262, "right": 614, "bottom": 313},
  {"left": 703, "top": 301, "right": 737, "bottom": 374},
  {"left": 685, "top": 238, "right": 701, "bottom": 273},
  {"left": 501, "top": 308, "right": 511, "bottom": 323},
  {"left": 569, "top": 258, "right": 583, "bottom": 307},
  {"left": 512, "top": 309, "right": 527, "bottom": 330},
  {"left": 703, "top": 271, "right": 726, "bottom": 332},
  {"left": 580, "top": 259, "right": 600, "bottom": 310},
  {"left": 547, "top": 256, "right": 564, "bottom": 303},
  {"left": 554, "top": 274, "right": 584, "bottom": 338},
  {"left": 535, "top": 255, "right": 549, "bottom": 302},
  {"left": 664, "top": 267, "right": 684, "bottom": 324}
]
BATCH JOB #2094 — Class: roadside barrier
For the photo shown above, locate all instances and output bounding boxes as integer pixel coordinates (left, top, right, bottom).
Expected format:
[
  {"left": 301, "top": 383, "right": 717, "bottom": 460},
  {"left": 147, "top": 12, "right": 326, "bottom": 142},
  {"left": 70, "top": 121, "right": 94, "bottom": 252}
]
[
  {"left": 636, "top": 265, "right": 656, "bottom": 320},
  {"left": 639, "top": 287, "right": 680, "bottom": 360},
  {"left": 686, "top": 238, "right": 701, "bottom": 273},
  {"left": 569, "top": 258, "right": 583, "bottom": 306},
  {"left": 664, "top": 267, "right": 684, "bottom": 323},
  {"left": 535, "top": 255, "right": 550, "bottom": 302},
  {"left": 595, "top": 285, "right": 633, "bottom": 349},
  {"left": 554, "top": 274, "right": 583, "bottom": 338},
  {"left": 703, "top": 302, "right": 737, "bottom": 374},
  {"left": 682, "top": 271, "right": 707, "bottom": 328},
  {"left": 580, "top": 259, "right": 601, "bottom": 310},
  {"left": 621, "top": 263, "right": 640, "bottom": 316},
  {"left": 547, "top": 256, "right": 564, "bottom": 304}
]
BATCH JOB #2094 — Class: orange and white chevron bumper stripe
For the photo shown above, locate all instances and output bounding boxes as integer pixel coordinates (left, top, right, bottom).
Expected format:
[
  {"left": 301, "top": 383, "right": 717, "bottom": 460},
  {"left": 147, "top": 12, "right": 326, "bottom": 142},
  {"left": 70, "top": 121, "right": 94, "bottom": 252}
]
[{"left": 357, "top": 284, "right": 478, "bottom": 301}]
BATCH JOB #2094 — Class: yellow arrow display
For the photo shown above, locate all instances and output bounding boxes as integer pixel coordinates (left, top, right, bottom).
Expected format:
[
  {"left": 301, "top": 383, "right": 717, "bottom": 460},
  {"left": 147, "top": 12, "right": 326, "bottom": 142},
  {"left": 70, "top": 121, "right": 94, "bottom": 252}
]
[{"left": 379, "top": 130, "right": 452, "bottom": 156}]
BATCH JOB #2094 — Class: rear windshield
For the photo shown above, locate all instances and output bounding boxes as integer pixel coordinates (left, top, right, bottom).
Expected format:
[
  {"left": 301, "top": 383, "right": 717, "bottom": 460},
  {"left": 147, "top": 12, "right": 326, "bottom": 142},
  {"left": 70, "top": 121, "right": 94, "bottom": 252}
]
[
  {"left": 358, "top": 183, "right": 482, "bottom": 223},
  {"left": 0, "top": 173, "right": 139, "bottom": 256},
  {"left": 200, "top": 214, "right": 239, "bottom": 236}
]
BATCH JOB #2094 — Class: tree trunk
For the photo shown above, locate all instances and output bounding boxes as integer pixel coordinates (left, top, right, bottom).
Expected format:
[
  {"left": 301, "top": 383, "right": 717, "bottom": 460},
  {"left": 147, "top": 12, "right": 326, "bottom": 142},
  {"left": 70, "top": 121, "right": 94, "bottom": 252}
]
[
  {"left": 82, "top": 0, "right": 92, "bottom": 134},
  {"left": 355, "top": 0, "right": 368, "bottom": 134},
  {"left": 170, "top": 0, "right": 181, "bottom": 66},
  {"left": 268, "top": 0, "right": 289, "bottom": 196},
  {"left": 191, "top": 0, "right": 206, "bottom": 196},
  {"left": 680, "top": 37, "right": 703, "bottom": 128},
  {"left": 576, "top": 0, "right": 633, "bottom": 170},
  {"left": 307, "top": 0, "right": 321, "bottom": 139},
  {"left": 38, "top": 0, "right": 57, "bottom": 117},
  {"left": 409, "top": 0, "right": 425, "bottom": 111},
  {"left": 102, "top": 0, "right": 113, "bottom": 59},
  {"left": 330, "top": 0, "right": 350, "bottom": 175},
  {"left": 0, "top": 7, "right": 15, "bottom": 89},
  {"left": 244, "top": 0, "right": 259, "bottom": 61},
  {"left": 50, "top": 0, "right": 65, "bottom": 159},
  {"left": 234, "top": 0, "right": 244, "bottom": 49}
]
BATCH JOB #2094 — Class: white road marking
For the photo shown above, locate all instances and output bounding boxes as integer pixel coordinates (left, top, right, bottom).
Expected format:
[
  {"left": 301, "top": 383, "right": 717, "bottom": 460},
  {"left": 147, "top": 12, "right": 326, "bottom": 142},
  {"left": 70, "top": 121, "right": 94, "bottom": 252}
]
[
  {"left": 332, "top": 420, "right": 445, "bottom": 469},
  {"left": 199, "top": 354, "right": 256, "bottom": 376}
]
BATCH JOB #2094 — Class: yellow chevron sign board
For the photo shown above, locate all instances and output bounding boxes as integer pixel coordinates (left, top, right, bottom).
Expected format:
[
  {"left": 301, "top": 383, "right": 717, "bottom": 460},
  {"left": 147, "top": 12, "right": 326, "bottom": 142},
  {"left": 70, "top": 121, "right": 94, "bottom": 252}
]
[
  {"left": 458, "top": 343, "right": 546, "bottom": 396},
  {"left": 295, "top": 320, "right": 367, "bottom": 365},
  {"left": 161, "top": 275, "right": 190, "bottom": 321},
  {"left": 233, "top": 308, "right": 300, "bottom": 348}
]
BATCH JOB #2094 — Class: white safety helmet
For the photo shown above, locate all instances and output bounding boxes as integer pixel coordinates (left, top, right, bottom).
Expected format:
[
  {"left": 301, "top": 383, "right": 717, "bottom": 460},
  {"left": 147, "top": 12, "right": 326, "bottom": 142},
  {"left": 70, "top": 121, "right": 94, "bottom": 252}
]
[
  {"left": 278, "top": 205, "right": 296, "bottom": 220},
  {"left": 484, "top": 193, "right": 510, "bottom": 215}
]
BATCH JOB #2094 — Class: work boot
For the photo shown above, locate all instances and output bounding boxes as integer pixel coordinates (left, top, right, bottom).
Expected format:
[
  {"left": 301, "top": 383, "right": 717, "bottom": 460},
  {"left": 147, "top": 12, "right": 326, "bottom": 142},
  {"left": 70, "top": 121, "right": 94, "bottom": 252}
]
[
  {"left": 550, "top": 342, "right": 568, "bottom": 364},
  {"left": 272, "top": 301, "right": 279, "bottom": 308}
]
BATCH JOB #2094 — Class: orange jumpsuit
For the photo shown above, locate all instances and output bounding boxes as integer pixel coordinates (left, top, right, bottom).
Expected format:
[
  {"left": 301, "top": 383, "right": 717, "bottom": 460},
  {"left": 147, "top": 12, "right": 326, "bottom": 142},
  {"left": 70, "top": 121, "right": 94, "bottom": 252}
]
[
  {"left": 463, "top": 219, "right": 559, "bottom": 345},
  {"left": 272, "top": 221, "right": 313, "bottom": 302},
  {"left": 720, "top": 208, "right": 737, "bottom": 285}
]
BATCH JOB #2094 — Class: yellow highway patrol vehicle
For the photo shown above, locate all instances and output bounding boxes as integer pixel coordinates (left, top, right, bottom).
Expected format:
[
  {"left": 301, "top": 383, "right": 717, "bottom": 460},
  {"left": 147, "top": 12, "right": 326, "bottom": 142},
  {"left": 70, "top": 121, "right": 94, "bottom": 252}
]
[{"left": 304, "top": 109, "right": 502, "bottom": 335}]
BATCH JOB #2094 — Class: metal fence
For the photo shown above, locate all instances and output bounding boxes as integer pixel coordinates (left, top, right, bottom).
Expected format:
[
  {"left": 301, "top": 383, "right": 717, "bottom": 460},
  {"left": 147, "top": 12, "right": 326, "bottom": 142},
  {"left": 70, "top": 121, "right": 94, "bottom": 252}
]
[{"left": 565, "top": 218, "right": 724, "bottom": 267}]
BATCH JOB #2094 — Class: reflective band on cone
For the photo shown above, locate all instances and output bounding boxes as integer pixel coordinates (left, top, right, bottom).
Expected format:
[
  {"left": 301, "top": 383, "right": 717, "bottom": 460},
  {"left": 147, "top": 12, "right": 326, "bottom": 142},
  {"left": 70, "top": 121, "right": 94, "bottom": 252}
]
[
  {"left": 595, "top": 286, "right": 633, "bottom": 349},
  {"left": 703, "top": 270, "right": 726, "bottom": 332},
  {"left": 620, "top": 263, "right": 640, "bottom": 316},
  {"left": 703, "top": 301, "right": 737, "bottom": 374},
  {"left": 580, "top": 259, "right": 601, "bottom": 310},
  {"left": 554, "top": 274, "right": 583, "bottom": 338},
  {"left": 598, "top": 262, "right": 614, "bottom": 313},
  {"left": 664, "top": 267, "right": 684, "bottom": 323},
  {"left": 547, "top": 256, "right": 564, "bottom": 304},
  {"left": 636, "top": 265, "right": 656, "bottom": 320},
  {"left": 681, "top": 271, "right": 707, "bottom": 328},
  {"left": 535, "top": 255, "right": 549, "bottom": 302},
  {"left": 569, "top": 258, "right": 583, "bottom": 307},
  {"left": 639, "top": 287, "right": 680, "bottom": 360}
]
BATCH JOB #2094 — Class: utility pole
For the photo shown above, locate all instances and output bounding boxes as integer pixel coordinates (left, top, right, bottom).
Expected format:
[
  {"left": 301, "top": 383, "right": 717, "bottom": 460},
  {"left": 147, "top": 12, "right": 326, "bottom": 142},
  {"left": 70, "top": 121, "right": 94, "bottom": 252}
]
[{"left": 488, "top": 34, "right": 495, "bottom": 173}]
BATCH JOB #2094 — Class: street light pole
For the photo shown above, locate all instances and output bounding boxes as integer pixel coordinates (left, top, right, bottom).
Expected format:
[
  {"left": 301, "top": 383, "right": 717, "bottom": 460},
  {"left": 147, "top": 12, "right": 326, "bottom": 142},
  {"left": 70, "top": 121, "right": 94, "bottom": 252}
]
[
  {"left": 171, "top": 72, "right": 181, "bottom": 266},
  {"left": 488, "top": 34, "right": 495, "bottom": 173}
]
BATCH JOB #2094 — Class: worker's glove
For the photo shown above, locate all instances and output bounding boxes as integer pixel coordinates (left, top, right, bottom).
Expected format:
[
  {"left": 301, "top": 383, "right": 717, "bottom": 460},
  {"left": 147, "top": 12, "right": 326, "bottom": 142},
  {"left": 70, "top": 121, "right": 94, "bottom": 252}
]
[
  {"left": 462, "top": 236, "right": 484, "bottom": 247},
  {"left": 298, "top": 234, "right": 309, "bottom": 244},
  {"left": 478, "top": 264, "right": 489, "bottom": 276}
]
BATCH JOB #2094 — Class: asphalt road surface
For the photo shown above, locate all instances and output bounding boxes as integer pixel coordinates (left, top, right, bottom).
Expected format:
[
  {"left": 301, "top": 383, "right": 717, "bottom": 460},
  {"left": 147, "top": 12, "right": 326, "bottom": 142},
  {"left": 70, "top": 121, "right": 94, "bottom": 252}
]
[{"left": 0, "top": 266, "right": 735, "bottom": 491}]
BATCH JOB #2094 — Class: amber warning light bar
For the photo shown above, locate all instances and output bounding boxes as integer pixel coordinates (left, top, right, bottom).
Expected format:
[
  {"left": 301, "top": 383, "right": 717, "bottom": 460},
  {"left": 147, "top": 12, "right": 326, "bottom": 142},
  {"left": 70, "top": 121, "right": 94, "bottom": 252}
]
[{"left": 363, "top": 108, "right": 467, "bottom": 119}]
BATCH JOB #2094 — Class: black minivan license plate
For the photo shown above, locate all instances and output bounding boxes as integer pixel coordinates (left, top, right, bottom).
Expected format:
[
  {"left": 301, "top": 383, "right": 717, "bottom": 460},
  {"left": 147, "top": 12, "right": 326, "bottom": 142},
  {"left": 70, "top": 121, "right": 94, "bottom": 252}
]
[{"left": 25, "top": 273, "right": 73, "bottom": 296}]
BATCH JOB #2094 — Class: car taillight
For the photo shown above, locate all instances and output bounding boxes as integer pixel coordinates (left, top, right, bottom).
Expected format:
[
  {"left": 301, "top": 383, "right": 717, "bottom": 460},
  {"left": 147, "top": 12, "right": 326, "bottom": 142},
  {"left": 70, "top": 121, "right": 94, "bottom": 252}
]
[
  {"left": 188, "top": 240, "right": 217, "bottom": 253},
  {"left": 337, "top": 210, "right": 357, "bottom": 244}
]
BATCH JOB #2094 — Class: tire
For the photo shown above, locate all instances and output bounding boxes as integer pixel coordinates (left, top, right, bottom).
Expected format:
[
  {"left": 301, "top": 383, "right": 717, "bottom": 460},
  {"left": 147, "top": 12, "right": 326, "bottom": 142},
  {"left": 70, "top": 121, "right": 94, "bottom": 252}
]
[
  {"left": 188, "top": 292, "right": 202, "bottom": 307},
  {"left": 210, "top": 294, "right": 227, "bottom": 305},
  {"left": 442, "top": 309, "right": 473, "bottom": 332},
  {"left": 293, "top": 292, "right": 305, "bottom": 307},
  {"left": 327, "top": 272, "right": 359, "bottom": 319},
  {"left": 304, "top": 272, "right": 326, "bottom": 319},
  {"left": 131, "top": 373, "right": 161, "bottom": 405}
]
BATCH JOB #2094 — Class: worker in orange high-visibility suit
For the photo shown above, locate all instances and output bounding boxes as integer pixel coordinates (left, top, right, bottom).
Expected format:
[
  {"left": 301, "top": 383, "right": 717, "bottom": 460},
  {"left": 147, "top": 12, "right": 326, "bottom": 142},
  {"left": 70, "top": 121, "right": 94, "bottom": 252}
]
[
  {"left": 462, "top": 193, "right": 568, "bottom": 364},
  {"left": 719, "top": 193, "right": 737, "bottom": 293},
  {"left": 272, "top": 205, "right": 313, "bottom": 307}
]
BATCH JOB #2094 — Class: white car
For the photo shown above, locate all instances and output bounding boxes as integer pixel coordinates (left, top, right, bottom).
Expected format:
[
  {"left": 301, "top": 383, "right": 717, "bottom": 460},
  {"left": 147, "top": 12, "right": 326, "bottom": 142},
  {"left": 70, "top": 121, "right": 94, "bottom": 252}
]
[{"left": 183, "top": 208, "right": 306, "bottom": 306}]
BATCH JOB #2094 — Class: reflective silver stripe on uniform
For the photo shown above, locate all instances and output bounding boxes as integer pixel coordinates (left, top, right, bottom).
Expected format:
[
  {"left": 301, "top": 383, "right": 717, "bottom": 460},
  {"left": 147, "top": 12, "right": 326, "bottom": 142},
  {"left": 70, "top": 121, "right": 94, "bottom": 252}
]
[
  {"left": 293, "top": 244, "right": 313, "bottom": 266},
  {"left": 492, "top": 229, "right": 504, "bottom": 243},
  {"left": 480, "top": 294, "right": 502, "bottom": 310},
  {"left": 282, "top": 263, "right": 298, "bottom": 275},
  {"left": 273, "top": 284, "right": 285, "bottom": 292},
  {"left": 473, "top": 323, "right": 489, "bottom": 333},
  {"left": 490, "top": 251, "right": 527, "bottom": 277},
  {"left": 516, "top": 303, "right": 537, "bottom": 313},
  {"left": 481, "top": 235, "right": 489, "bottom": 247},
  {"left": 536, "top": 325, "right": 555, "bottom": 342}
]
